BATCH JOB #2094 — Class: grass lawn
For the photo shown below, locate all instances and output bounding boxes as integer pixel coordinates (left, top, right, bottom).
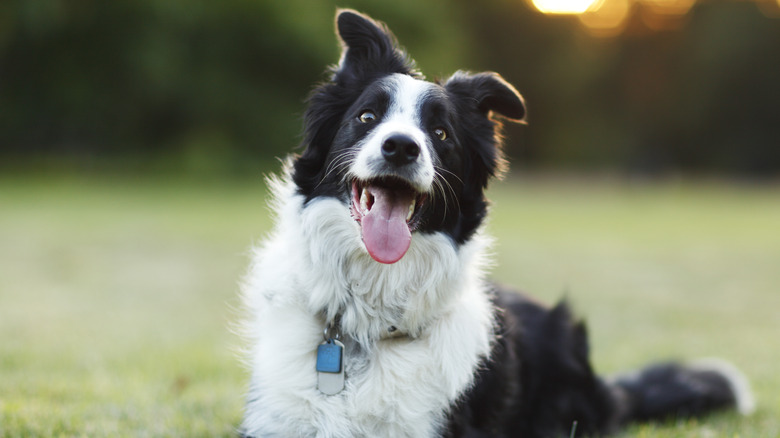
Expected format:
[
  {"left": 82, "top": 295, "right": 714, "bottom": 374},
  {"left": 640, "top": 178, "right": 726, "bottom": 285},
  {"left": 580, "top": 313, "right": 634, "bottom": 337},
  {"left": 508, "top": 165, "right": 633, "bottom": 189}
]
[{"left": 1, "top": 174, "right": 778, "bottom": 437}]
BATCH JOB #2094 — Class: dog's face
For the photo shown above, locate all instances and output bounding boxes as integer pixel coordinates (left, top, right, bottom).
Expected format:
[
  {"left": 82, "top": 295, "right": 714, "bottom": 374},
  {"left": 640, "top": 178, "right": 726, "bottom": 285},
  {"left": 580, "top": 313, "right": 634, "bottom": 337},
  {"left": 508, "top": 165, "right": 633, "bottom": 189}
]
[{"left": 292, "top": 10, "right": 525, "bottom": 264}]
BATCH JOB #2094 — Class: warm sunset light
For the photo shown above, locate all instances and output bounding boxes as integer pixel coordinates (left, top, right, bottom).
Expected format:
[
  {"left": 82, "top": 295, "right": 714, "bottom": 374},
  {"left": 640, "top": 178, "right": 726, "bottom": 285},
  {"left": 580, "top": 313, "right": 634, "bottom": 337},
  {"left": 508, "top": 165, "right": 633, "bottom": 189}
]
[
  {"left": 532, "top": 0, "right": 600, "bottom": 14},
  {"left": 578, "top": 0, "right": 632, "bottom": 36},
  {"left": 531, "top": 0, "right": 780, "bottom": 35},
  {"left": 643, "top": 0, "right": 697, "bottom": 15}
]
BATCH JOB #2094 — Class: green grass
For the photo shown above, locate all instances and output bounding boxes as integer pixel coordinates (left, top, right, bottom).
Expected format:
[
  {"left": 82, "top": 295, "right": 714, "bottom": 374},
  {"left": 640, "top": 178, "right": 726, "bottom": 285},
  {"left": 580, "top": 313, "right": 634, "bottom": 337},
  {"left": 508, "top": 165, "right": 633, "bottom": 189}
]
[{"left": 1, "top": 174, "right": 778, "bottom": 437}]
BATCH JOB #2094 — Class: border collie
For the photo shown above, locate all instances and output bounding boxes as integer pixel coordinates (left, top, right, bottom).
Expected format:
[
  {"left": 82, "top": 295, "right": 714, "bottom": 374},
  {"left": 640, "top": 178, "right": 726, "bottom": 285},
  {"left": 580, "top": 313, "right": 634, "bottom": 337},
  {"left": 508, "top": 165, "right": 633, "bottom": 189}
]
[{"left": 240, "top": 10, "right": 754, "bottom": 437}]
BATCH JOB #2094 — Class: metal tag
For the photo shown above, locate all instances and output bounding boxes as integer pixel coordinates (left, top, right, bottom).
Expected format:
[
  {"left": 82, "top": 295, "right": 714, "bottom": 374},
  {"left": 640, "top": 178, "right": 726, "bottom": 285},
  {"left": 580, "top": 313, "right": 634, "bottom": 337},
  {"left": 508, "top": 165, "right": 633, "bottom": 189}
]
[
  {"left": 317, "top": 338, "right": 345, "bottom": 395},
  {"left": 316, "top": 340, "right": 343, "bottom": 373}
]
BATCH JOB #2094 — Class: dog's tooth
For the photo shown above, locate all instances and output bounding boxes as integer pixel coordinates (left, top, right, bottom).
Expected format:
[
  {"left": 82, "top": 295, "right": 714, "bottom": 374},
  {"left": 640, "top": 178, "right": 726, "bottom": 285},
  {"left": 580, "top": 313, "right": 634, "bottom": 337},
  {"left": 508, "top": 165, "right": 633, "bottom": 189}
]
[
  {"left": 407, "top": 198, "right": 416, "bottom": 222},
  {"left": 360, "top": 188, "right": 370, "bottom": 214}
]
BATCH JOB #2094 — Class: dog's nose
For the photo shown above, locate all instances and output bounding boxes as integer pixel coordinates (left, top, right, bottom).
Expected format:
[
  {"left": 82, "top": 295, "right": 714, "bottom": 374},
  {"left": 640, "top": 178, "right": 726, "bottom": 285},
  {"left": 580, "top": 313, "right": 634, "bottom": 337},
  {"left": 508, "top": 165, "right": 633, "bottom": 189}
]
[{"left": 382, "top": 134, "right": 420, "bottom": 166}]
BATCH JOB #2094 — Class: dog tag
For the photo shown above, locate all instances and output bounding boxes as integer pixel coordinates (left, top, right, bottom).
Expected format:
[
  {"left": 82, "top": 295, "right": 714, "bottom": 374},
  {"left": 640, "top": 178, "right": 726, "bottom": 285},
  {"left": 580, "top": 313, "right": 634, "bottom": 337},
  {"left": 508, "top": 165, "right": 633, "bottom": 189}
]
[
  {"left": 316, "top": 339, "right": 343, "bottom": 373},
  {"left": 317, "top": 338, "right": 345, "bottom": 395}
]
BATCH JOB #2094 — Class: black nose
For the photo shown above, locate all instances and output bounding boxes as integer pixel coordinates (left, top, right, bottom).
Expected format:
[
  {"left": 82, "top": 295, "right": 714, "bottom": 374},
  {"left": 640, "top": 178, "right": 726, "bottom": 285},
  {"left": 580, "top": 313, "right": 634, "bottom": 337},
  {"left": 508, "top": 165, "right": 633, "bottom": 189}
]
[{"left": 381, "top": 134, "right": 420, "bottom": 167}]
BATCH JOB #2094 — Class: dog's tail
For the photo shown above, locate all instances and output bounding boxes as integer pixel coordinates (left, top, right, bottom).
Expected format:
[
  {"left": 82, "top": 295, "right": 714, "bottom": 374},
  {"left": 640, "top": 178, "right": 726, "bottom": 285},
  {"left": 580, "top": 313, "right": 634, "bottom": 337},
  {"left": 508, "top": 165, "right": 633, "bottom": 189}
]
[{"left": 608, "top": 358, "right": 755, "bottom": 425}]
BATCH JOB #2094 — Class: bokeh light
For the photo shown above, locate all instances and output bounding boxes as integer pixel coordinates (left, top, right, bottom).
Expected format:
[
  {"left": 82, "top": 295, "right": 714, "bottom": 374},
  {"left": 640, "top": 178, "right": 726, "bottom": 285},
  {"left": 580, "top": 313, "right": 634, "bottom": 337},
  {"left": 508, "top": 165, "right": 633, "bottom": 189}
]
[
  {"left": 579, "top": 0, "right": 632, "bottom": 36},
  {"left": 531, "top": 0, "right": 780, "bottom": 35},
  {"left": 532, "top": 0, "right": 600, "bottom": 14}
]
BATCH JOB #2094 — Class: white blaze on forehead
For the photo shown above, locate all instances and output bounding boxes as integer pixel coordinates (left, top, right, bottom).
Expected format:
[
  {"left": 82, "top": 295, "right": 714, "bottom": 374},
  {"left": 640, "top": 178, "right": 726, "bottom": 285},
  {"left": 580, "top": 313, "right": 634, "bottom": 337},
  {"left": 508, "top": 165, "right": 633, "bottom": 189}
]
[
  {"left": 350, "top": 74, "right": 436, "bottom": 191},
  {"left": 386, "top": 74, "right": 435, "bottom": 121}
]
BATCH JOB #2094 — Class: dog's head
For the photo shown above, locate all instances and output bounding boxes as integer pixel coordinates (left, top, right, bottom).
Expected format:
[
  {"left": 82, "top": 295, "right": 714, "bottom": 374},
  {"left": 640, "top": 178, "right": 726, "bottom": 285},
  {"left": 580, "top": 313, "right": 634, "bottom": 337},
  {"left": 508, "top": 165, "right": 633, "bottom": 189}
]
[{"left": 292, "top": 10, "right": 525, "bottom": 264}]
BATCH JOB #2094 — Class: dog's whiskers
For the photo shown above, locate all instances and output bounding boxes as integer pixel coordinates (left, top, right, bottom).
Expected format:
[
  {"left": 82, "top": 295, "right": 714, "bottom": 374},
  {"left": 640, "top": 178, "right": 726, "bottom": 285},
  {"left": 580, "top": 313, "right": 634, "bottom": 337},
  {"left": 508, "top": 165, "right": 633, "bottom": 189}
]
[
  {"left": 434, "top": 166, "right": 464, "bottom": 186},
  {"left": 433, "top": 166, "right": 461, "bottom": 220},
  {"left": 315, "top": 151, "right": 356, "bottom": 190},
  {"left": 432, "top": 177, "right": 449, "bottom": 220}
]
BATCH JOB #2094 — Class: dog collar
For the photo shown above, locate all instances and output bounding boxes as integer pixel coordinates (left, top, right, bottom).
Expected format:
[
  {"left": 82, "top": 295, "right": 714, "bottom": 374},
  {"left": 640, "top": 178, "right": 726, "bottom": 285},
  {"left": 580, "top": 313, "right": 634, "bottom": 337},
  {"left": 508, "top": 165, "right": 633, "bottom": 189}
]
[{"left": 315, "top": 317, "right": 411, "bottom": 395}]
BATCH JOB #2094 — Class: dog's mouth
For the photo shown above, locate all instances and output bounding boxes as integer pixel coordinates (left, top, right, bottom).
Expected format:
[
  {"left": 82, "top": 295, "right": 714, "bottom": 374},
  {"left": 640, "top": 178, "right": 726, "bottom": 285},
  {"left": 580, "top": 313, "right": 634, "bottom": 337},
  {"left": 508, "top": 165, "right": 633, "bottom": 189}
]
[{"left": 350, "top": 178, "right": 427, "bottom": 264}]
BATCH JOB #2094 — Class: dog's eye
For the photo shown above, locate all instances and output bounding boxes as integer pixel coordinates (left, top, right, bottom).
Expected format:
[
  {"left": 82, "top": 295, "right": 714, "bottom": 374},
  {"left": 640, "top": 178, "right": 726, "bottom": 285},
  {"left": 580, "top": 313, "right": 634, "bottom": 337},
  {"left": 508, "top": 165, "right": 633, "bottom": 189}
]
[
  {"left": 358, "top": 111, "right": 376, "bottom": 123},
  {"left": 434, "top": 127, "right": 448, "bottom": 141}
]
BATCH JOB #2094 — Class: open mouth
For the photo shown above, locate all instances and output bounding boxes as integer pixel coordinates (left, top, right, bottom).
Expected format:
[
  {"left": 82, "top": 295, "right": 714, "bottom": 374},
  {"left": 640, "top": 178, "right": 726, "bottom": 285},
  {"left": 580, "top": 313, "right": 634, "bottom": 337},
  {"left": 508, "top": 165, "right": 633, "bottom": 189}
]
[{"left": 350, "top": 177, "right": 427, "bottom": 264}]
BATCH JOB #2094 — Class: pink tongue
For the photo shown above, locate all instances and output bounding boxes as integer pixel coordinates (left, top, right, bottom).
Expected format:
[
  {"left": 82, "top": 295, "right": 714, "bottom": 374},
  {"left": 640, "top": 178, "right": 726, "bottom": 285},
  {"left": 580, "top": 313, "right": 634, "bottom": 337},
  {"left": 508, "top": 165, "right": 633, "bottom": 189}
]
[{"left": 361, "top": 186, "right": 413, "bottom": 264}]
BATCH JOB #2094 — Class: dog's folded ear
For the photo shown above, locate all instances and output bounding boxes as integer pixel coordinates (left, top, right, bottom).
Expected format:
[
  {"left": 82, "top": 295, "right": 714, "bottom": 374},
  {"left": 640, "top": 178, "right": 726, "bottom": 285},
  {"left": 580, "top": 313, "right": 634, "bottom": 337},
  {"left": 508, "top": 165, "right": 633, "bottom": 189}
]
[
  {"left": 334, "top": 9, "right": 419, "bottom": 83},
  {"left": 442, "top": 72, "right": 525, "bottom": 186},
  {"left": 444, "top": 71, "right": 526, "bottom": 122}
]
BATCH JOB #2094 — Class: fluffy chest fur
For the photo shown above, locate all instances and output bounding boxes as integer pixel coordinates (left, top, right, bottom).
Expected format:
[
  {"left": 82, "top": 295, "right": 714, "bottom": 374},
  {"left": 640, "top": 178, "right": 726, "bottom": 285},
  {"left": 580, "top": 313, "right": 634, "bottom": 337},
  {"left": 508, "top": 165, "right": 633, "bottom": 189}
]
[{"left": 241, "top": 179, "right": 495, "bottom": 437}]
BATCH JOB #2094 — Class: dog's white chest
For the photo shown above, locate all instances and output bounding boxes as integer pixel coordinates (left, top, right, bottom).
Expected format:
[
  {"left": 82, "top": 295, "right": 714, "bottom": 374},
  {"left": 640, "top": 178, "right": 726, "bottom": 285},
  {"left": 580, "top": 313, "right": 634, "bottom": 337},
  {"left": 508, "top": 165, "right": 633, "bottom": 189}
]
[
  {"left": 244, "top": 327, "right": 445, "bottom": 435},
  {"left": 240, "top": 192, "right": 495, "bottom": 437}
]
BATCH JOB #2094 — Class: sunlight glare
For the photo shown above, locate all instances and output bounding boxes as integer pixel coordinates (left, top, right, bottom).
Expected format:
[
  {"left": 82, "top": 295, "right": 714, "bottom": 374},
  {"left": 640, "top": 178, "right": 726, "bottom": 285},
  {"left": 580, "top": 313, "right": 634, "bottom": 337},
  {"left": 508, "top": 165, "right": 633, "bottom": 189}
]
[
  {"left": 642, "top": 0, "right": 696, "bottom": 15},
  {"left": 578, "top": 0, "right": 632, "bottom": 36},
  {"left": 532, "top": 0, "right": 600, "bottom": 14}
]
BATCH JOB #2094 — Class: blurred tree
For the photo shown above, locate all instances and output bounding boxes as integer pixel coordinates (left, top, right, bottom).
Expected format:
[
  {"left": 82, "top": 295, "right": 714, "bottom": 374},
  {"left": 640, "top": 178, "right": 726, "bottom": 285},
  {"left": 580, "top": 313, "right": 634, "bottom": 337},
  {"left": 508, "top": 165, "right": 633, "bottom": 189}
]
[
  {"left": 1, "top": 0, "right": 778, "bottom": 176},
  {"left": 1, "top": 0, "right": 323, "bottom": 172},
  {"left": 454, "top": 0, "right": 780, "bottom": 176}
]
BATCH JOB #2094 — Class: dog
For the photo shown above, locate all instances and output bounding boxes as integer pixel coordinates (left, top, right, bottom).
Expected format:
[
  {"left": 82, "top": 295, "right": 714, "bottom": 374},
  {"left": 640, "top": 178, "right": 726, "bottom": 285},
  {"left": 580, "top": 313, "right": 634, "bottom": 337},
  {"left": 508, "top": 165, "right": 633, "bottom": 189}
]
[{"left": 239, "top": 9, "right": 754, "bottom": 437}]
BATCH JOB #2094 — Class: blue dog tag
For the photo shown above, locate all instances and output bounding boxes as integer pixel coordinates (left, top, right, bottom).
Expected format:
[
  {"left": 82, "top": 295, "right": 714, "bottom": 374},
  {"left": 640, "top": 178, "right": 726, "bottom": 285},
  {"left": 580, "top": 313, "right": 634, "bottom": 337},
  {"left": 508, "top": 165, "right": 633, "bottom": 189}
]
[
  {"left": 316, "top": 339, "right": 343, "bottom": 373},
  {"left": 317, "top": 338, "right": 346, "bottom": 395}
]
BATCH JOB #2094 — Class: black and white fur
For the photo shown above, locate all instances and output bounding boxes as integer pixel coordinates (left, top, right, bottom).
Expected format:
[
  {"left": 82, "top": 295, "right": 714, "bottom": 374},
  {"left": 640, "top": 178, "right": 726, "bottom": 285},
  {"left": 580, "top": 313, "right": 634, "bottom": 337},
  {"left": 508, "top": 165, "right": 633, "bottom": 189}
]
[{"left": 240, "top": 10, "right": 754, "bottom": 437}]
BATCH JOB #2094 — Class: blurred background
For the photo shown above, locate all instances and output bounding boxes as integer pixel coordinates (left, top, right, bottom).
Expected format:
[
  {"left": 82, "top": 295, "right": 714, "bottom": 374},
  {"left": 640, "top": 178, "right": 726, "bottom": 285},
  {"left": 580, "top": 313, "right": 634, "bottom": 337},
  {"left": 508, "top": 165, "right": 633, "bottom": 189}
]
[
  {"left": 2, "top": 0, "right": 779, "bottom": 177},
  {"left": 2, "top": 1, "right": 779, "bottom": 435}
]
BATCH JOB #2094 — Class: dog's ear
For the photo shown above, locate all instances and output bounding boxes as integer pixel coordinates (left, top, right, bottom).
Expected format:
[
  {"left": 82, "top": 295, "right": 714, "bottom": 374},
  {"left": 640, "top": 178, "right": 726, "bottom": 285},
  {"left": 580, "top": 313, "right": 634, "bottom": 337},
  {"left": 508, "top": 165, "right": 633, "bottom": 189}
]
[
  {"left": 333, "top": 9, "right": 419, "bottom": 84},
  {"left": 444, "top": 71, "right": 526, "bottom": 122},
  {"left": 442, "top": 72, "right": 525, "bottom": 186}
]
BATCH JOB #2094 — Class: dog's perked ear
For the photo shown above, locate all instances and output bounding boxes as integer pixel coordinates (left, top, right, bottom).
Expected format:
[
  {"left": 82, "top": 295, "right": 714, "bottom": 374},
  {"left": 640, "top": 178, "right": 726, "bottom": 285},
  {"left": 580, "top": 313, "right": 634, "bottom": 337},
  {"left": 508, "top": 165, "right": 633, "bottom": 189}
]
[{"left": 334, "top": 9, "right": 420, "bottom": 84}]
